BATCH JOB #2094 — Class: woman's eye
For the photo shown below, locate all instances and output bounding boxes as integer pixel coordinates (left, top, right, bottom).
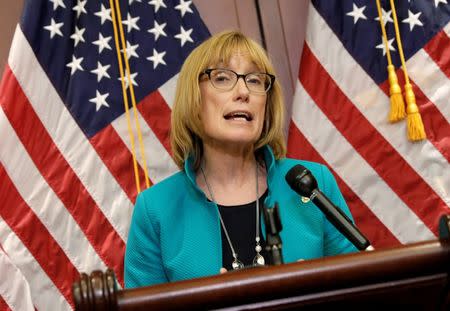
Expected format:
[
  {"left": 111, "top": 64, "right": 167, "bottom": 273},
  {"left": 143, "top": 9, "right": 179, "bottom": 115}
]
[{"left": 247, "top": 77, "right": 262, "bottom": 85}]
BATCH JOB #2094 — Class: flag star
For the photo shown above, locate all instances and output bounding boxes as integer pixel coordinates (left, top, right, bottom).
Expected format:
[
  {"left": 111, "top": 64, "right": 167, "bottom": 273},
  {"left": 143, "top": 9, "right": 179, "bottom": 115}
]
[
  {"left": 174, "top": 26, "right": 193, "bottom": 47},
  {"left": 147, "top": 49, "right": 167, "bottom": 69},
  {"left": 402, "top": 10, "right": 423, "bottom": 31},
  {"left": 70, "top": 26, "right": 86, "bottom": 47},
  {"left": 175, "top": 0, "right": 193, "bottom": 17},
  {"left": 49, "top": 0, "right": 66, "bottom": 10},
  {"left": 374, "top": 8, "right": 393, "bottom": 26},
  {"left": 148, "top": 0, "right": 167, "bottom": 13},
  {"left": 66, "top": 55, "right": 84, "bottom": 75},
  {"left": 346, "top": 3, "right": 367, "bottom": 24},
  {"left": 376, "top": 37, "right": 396, "bottom": 56},
  {"left": 122, "top": 13, "right": 140, "bottom": 33},
  {"left": 435, "top": 0, "right": 448, "bottom": 7},
  {"left": 121, "top": 41, "right": 139, "bottom": 59},
  {"left": 44, "top": 18, "right": 64, "bottom": 39},
  {"left": 90, "top": 62, "right": 111, "bottom": 82},
  {"left": 118, "top": 72, "right": 138, "bottom": 88},
  {"left": 73, "top": 0, "right": 88, "bottom": 18},
  {"left": 95, "top": 4, "right": 112, "bottom": 24},
  {"left": 148, "top": 21, "right": 167, "bottom": 41},
  {"left": 89, "top": 90, "right": 110, "bottom": 111},
  {"left": 92, "top": 33, "right": 112, "bottom": 53}
]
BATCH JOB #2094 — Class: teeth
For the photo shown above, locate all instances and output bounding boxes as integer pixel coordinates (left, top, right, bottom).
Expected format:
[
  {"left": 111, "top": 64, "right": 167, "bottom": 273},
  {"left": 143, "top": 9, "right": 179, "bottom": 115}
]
[{"left": 224, "top": 112, "right": 252, "bottom": 121}]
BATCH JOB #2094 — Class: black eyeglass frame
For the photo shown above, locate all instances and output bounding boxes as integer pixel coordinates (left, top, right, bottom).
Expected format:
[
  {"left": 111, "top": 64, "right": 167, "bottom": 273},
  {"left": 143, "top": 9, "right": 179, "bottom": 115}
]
[{"left": 201, "top": 68, "right": 276, "bottom": 94}]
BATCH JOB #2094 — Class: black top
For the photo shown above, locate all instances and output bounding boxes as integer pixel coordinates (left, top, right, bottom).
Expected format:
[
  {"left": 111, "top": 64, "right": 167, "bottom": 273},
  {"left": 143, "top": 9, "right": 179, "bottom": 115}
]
[{"left": 217, "top": 190, "right": 270, "bottom": 270}]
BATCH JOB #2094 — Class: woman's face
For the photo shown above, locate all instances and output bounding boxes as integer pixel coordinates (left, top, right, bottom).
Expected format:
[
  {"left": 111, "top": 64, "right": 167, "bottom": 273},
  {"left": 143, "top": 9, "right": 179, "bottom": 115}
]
[{"left": 199, "top": 51, "right": 267, "bottom": 150}]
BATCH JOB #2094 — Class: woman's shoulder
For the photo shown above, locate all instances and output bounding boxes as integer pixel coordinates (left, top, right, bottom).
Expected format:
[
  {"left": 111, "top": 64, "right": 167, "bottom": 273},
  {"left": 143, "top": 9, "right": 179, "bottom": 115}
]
[{"left": 137, "top": 170, "right": 188, "bottom": 200}]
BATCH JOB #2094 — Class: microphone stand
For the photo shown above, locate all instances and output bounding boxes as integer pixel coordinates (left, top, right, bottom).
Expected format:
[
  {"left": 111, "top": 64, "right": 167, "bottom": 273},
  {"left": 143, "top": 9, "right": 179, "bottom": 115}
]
[{"left": 263, "top": 203, "right": 284, "bottom": 265}]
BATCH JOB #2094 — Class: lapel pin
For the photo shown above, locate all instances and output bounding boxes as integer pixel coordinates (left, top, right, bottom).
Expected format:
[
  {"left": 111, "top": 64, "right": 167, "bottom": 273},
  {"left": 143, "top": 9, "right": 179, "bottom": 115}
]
[{"left": 301, "top": 196, "right": 310, "bottom": 203}]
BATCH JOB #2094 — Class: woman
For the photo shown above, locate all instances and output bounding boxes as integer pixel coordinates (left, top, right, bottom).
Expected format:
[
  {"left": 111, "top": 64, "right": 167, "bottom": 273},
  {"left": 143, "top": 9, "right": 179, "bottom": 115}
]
[{"left": 124, "top": 30, "right": 358, "bottom": 288}]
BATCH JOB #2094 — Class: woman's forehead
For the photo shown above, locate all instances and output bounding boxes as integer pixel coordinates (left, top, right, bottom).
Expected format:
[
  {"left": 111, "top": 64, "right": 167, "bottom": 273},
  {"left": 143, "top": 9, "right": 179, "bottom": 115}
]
[{"left": 208, "top": 48, "right": 264, "bottom": 69}]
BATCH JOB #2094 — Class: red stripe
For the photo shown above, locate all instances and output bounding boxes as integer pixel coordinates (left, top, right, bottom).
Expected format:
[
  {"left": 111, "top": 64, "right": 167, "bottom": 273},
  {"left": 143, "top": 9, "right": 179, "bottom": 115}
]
[
  {"left": 424, "top": 30, "right": 450, "bottom": 84},
  {"left": 0, "top": 67, "right": 125, "bottom": 284},
  {"left": 379, "top": 66, "right": 450, "bottom": 163},
  {"left": 299, "top": 44, "right": 448, "bottom": 237},
  {"left": 90, "top": 124, "right": 148, "bottom": 203},
  {"left": 137, "top": 90, "right": 172, "bottom": 155},
  {"left": 0, "top": 164, "right": 77, "bottom": 307},
  {"left": 287, "top": 122, "right": 401, "bottom": 249},
  {"left": 0, "top": 295, "right": 12, "bottom": 311}
]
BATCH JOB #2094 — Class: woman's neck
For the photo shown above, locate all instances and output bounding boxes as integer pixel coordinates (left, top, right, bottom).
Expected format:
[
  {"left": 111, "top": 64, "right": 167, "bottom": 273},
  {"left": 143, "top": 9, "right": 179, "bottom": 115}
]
[{"left": 197, "top": 143, "right": 267, "bottom": 205}]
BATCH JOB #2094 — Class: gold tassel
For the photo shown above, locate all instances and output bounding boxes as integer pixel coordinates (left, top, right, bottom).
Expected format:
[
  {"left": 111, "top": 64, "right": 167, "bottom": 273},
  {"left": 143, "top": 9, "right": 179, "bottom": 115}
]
[
  {"left": 387, "top": 64, "right": 406, "bottom": 122},
  {"left": 404, "top": 83, "right": 426, "bottom": 141},
  {"left": 390, "top": 0, "right": 426, "bottom": 141},
  {"left": 375, "top": 0, "right": 405, "bottom": 123}
]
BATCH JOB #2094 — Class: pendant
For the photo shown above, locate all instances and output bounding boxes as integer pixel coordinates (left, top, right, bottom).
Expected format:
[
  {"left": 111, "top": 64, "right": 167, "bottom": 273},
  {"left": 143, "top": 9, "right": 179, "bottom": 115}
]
[
  {"left": 253, "top": 253, "right": 265, "bottom": 266},
  {"left": 232, "top": 258, "right": 244, "bottom": 270}
]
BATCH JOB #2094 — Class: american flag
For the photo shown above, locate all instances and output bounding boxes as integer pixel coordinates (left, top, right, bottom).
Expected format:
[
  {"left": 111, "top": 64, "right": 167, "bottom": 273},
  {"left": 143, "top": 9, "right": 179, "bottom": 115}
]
[
  {"left": 288, "top": 0, "right": 449, "bottom": 249},
  {"left": 0, "top": 0, "right": 209, "bottom": 309}
]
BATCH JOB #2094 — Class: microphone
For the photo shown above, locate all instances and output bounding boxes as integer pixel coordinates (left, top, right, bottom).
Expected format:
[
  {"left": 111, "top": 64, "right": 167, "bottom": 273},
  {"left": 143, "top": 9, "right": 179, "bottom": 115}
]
[{"left": 285, "top": 164, "right": 373, "bottom": 251}]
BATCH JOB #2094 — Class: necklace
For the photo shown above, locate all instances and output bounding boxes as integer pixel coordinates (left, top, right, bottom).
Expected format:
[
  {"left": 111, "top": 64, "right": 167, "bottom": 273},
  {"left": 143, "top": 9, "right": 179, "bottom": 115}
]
[{"left": 200, "top": 164, "right": 265, "bottom": 270}]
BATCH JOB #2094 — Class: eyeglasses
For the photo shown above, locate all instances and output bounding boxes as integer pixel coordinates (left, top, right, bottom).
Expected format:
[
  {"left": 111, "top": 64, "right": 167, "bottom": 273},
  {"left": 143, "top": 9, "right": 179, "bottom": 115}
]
[{"left": 201, "top": 68, "right": 275, "bottom": 94}]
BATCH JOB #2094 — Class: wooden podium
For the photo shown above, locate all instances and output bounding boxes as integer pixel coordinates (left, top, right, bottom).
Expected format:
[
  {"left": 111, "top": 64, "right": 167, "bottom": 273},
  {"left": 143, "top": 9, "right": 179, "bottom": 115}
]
[{"left": 72, "top": 215, "right": 450, "bottom": 310}]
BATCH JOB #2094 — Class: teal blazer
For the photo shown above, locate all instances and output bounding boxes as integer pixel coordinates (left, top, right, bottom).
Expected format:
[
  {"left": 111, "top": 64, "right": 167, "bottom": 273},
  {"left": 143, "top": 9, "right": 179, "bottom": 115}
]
[{"left": 124, "top": 146, "right": 358, "bottom": 288}]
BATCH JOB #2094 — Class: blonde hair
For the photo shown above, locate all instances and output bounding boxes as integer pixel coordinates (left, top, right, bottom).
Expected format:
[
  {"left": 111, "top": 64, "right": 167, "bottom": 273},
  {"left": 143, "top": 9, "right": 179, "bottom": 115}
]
[{"left": 170, "top": 30, "right": 286, "bottom": 169}]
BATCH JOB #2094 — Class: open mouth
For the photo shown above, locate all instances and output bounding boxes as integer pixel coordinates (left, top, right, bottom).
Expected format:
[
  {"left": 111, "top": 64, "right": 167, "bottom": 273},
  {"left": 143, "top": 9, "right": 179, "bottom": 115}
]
[{"left": 223, "top": 111, "right": 253, "bottom": 121}]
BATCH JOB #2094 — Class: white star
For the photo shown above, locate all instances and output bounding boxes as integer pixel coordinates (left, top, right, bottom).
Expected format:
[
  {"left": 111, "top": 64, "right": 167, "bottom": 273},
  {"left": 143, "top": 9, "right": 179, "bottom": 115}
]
[
  {"left": 92, "top": 33, "right": 112, "bottom": 53},
  {"left": 122, "top": 13, "right": 140, "bottom": 33},
  {"left": 402, "top": 10, "right": 424, "bottom": 31},
  {"left": 90, "top": 62, "right": 111, "bottom": 82},
  {"left": 374, "top": 8, "right": 393, "bottom": 26},
  {"left": 49, "top": 0, "right": 66, "bottom": 10},
  {"left": 174, "top": 26, "right": 193, "bottom": 47},
  {"left": 376, "top": 37, "right": 396, "bottom": 56},
  {"left": 95, "top": 4, "right": 112, "bottom": 24},
  {"left": 66, "top": 55, "right": 84, "bottom": 75},
  {"left": 118, "top": 72, "right": 138, "bottom": 88},
  {"left": 70, "top": 26, "right": 85, "bottom": 47},
  {"left": 346, "top": 3, "right": 367, "bottom": 24},
  {"left": 89, "top": 90, "right": 110, "bottom": 112},
  {"left": 148, "top": 0, "right": 167, "bottom": 13},
  {"left": 121, "top": 41, "right": 139, "bottom": 59},
  {"left": 147, "top": 49, "right": 167, "bottom": 69},
  {"left": 435, "top": 0, "right": 448, "bottom": 7},
  {"left": 73, "top": 0, "right": 88, "bottom": 18},
  {"left": 148, "top": 21, "right": 167, "bottom": 41},
  {"left": 175, "top": 0, "right": 193, "bottom": 17},
  {"left": 44, "top": 18, "right": 64, "bottom": 39}
]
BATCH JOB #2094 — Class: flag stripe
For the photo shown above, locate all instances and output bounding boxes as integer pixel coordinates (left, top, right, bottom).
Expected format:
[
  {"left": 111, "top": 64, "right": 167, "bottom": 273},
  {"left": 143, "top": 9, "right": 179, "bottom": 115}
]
[
  {"left": 0, "top": 106, "right": 107, "bottom": 275},
  {"left": 408, "top": 47, "right": 450, "bottom": 125},
  {"left": 0, "top": 218, "right": 70, "bottom": 310},
  {"left": 0, "top": 246, "right": 34, "bottom": 311},
  {"left": 305, "top": 5, "right": 450, "bottom": 207},
  {"left": 0, "top": 67, "right": 125, "bottom": 284},
  {"left": 8, "top": 25, "right": 134, "bottom": 239},
  {"left": 111, "top": 106, "right": 179, "bottom": 184},
  {"left": 90, "top": 124, "right": 147, "bottom": 202},
  {"left": 300, "top": 43, "right": 447, "bottom": 236},
  {"left": 0, "top": 164, "right": 77, "bottom": 307},
  {"left": 290, "top": 79, "right": 435, "bottom": 244},
  {"left": 423, "top": 30, "right": 450, "bottom": 93},
  {"left": 138, "top": 90, "right": 173, "bottom": 155},
  {"left": 287, "top": 123, "right": 402, "bottom": 248}
]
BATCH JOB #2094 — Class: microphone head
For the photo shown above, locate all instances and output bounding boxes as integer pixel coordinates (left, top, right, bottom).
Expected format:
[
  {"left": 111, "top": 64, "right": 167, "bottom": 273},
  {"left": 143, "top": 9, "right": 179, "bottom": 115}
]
[{"left": 285, "top": 164, "right": 318, "bottom": 197}]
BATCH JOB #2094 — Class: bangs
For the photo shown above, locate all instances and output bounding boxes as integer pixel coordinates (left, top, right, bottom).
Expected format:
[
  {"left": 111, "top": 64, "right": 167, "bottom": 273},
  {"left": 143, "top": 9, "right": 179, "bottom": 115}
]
[{"left": 204, "top": 34, "right": 269, "bottom": 72}]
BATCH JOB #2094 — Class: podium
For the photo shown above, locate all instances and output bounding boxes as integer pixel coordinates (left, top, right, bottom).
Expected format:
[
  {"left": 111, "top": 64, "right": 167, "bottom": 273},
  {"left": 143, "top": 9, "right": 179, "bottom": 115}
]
[{"left": 72, "top": 215, "right": 450, "bottom": 310}]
